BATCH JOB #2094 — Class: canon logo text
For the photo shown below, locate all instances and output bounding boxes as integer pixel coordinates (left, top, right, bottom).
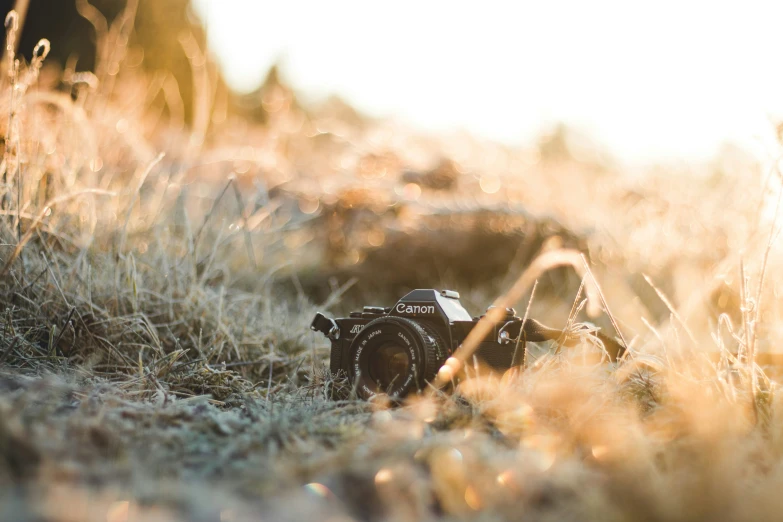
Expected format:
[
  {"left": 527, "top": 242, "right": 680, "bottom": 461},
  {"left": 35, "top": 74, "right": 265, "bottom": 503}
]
[{"left": 395, "top": 303, "right": 435, "bottom": 314}]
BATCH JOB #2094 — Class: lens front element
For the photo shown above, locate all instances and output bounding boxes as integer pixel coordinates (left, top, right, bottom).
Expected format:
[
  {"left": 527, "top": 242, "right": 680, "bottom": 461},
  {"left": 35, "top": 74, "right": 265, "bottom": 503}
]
[{"left": 368, "top": 343, "right": 411, "bottom": 392}]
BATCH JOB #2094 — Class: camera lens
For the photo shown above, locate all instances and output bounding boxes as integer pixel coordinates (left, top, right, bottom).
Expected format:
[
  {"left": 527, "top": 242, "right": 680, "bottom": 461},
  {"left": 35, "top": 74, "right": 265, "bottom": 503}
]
[
  {"left": 349, "top": 317, "right": 446, "bottom": 400},
  {"left": 367, "top": 343, "right": 410, "bottom": 392}
]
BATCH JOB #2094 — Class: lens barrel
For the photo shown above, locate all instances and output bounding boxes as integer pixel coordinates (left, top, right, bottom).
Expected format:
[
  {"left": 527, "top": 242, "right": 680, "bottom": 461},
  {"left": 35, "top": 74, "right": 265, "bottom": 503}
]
[{"left": 348, "top": 316, "right": 446, "bottom": 400}]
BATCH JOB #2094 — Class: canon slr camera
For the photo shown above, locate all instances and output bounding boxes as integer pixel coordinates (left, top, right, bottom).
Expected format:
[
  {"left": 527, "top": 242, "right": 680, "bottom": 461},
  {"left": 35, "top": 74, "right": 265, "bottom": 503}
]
[{"left": 311, "top": 289, "right": 625, "bottom": 400}]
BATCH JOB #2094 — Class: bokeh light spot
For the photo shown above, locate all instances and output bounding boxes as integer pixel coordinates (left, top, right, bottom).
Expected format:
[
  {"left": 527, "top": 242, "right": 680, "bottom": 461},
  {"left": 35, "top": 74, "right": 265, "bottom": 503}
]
[
  {"left": 402, "top": 183, "right": 421, "bottom": 201},
  {"left": 479, "top": 174, "right": 501, "bottom": 194},
  {"left": 304, "top": 482, "right": 332, "bottom": 498},
  {"left": 299, "top": 197, "right": 320, "bottom": 214},
  {"left": 374, "top": 468, "right": 393, "bottom": 485},
  {"left": 464, "top": 485, "right": 482, "bottom": 510},
  {"left": 368, "top": 229, "right": 385, "bottom": 247}
]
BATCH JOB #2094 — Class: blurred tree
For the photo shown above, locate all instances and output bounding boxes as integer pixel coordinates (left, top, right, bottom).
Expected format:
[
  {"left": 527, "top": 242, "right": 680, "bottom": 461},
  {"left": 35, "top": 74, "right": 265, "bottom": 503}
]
[
  {"left": 235, "top": 64, "right": 303, "bottom": 124},
  {"left": 537, "top": 123, "right": 572, "bottom": 162},
  {"left": 0, "top": 0, "right": 117, "bottom": 73},
  {"left": 536, "top": 122, "right": 614, "bottom": 175},
  {"left": 0, "top": 0, "right": 212, "bottom": 123}
]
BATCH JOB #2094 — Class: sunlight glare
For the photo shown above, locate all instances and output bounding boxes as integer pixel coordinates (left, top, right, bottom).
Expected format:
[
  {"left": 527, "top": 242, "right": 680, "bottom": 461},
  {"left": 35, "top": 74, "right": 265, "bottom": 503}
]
[{"left": 193, "top": 0, "right": 783, "bottom": 163}]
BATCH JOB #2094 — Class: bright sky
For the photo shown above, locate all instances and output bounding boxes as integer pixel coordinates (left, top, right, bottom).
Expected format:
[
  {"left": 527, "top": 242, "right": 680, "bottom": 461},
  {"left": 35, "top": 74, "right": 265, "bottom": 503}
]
[{"left": 192, "top": 0, "right": 783, "bottom": 163}]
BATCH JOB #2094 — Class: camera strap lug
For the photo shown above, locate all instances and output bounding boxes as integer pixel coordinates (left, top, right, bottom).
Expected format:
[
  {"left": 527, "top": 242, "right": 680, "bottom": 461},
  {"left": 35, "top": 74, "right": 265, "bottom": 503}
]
[
  {"left": 497, "top": 320, "right": 519, "bottom": 345},
  {"left": 310, "top": 312, "right": 341, "bottom": 340}
]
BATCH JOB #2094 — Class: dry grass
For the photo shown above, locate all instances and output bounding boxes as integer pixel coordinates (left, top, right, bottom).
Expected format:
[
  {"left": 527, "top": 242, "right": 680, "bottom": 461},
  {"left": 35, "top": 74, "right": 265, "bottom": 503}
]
[{"left": 3, "top": 5, "right": 783, "bottom": 521}]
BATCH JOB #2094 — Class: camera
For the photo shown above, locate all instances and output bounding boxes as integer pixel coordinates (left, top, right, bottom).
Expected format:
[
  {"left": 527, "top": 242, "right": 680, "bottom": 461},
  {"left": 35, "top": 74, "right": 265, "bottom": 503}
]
[{"left": 311, "top": 289, "right": 625, "bottom": 400}]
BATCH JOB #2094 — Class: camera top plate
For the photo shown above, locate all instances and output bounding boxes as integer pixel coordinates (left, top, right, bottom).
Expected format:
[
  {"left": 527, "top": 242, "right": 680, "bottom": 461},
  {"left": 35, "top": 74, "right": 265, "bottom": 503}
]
[{"left": 390, "top": 289, "right": 473, "bottom": 325}]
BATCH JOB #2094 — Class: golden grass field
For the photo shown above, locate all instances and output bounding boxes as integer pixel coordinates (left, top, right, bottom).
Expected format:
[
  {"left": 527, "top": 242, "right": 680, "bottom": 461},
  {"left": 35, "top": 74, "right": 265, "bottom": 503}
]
[{"left": 3, "top": 5, "right": 783, "bottom": 521}]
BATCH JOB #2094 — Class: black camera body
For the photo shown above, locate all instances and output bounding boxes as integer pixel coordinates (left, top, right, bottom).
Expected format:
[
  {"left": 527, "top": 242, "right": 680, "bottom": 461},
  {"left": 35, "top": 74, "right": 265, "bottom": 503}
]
[{"left": 310, "top": 289, "right": 566, "bottom": 399}]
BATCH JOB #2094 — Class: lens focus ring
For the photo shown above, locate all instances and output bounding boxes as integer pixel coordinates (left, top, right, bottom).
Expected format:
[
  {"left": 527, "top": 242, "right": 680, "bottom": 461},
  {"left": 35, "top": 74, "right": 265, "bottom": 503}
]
[{"left": 409, "top": 319, "right": 448, "bottom": 384}]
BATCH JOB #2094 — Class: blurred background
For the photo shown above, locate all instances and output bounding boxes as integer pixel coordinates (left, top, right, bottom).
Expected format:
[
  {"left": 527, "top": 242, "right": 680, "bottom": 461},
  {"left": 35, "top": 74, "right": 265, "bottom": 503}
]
[
  {"left": 3, "top": 0, "right": 783, "bottom": 349},
  {"left": 11, "top": 0, "right": 783, "bottom": 162},
  {"left": 194, "top": 0, "right": 783, "bottom": 164}
]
